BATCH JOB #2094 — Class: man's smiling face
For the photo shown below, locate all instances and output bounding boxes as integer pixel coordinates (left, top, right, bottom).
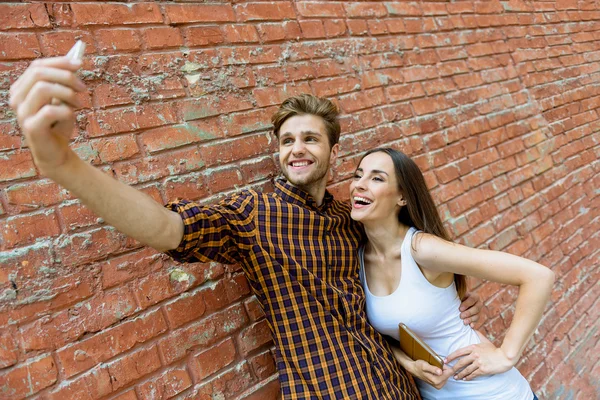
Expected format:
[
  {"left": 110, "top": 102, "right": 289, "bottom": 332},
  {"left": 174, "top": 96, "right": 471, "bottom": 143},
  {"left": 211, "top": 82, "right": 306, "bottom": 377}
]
[{"left": 278, "top": 114, "right": 338, "bottom": 193}]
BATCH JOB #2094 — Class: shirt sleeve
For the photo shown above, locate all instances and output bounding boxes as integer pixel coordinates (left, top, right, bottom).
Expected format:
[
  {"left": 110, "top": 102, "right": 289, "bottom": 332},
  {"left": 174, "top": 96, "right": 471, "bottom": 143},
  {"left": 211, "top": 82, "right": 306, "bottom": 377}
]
[{"left": 164, "top": 191, "right": 256, "bottom": 265}]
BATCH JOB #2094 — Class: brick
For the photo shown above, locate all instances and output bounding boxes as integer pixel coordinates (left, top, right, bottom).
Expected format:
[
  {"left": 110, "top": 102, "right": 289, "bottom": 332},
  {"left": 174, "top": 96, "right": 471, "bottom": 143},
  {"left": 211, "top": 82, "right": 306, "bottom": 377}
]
[
  {"left": 159, "top": 303, "right": 248, "bottom": 364},
  {"left": 0, "top": 328, "right": 18, "bottom": 368},
  {"left": 0, "top": 273, "right": 94, "bottom": 327},
  {"left": 2, "top": 210, "right": 60, "bottom": 249},
  {"left": 346, "top": 19, "right": 369, "bottom": 36},
  {"left": 142, "top": 26, "right": 183, "bottom": 49},
  {"left": 182, "top": 93, "right": 254, "bottom": 121},
  {"left": 203, "top": 276, "right": 244, "bottom": 314},
  {"left": 134, "top": 264, "right": 208, "bottom": 310},
  {"left": 386, "top": 83, "right": 426, "bottom": 102},
  {"left": 71, "top": 3, "right": 163, "bottom": 26},
  {"left": 234, "top": 153, "right": 274, "bottom": 182},
  {"left": 296, "top": 2, "right": 345, "bottom": 18},
  {"left": 163, "top": 287, "right": 207, "bottom": 330},
  {"left": 235, "top": 2, "right": 295, "bottom": 21},
  {"left": 244, "top": 297, "right": 266, "bottom": 322},
  {"left": 53, "top": 227, "right": 126, "bottom": 266},
  {"left": 164, "top": 172, "right": 209, "bottom": 202},
  {"left": 299, "top": 20, "right": 326, "bottom": 39},
  {"left": 218, "top": 45, "right": 282, "bottom": 66},
  {"left": 96, "top": 29, "right": 141, "bottom": 54},
  {"left": 0, "top": 4, "right": 49, "bottom": 29},
  {"left": 0, "top": 33, "right": 40, "bottom": 60},
  {"left": 5, "top": 179, "right": 70, "bottom": 213},
  {"left": 92, "top": 135, "right": 140, "bottom": 163},
  {"left": 201, "top": 133, "right": 274, "bottom": 167},
  {"left": 238, "top": 378, "right": 280, "bottom": 400},
  {"left": 137, "top": 366, "right": 193, "bottom": 399},
  {"left": 324, "top": 19, "right": 347, "bottom": 37},
  {"left": 257, "top": 21, "right": 302, "bottom": 42},
  {"left": 141, "top": 119, "right": 221, "bottom": 154},
  {"left": 165, "top": 4, "right": 235, "bottom": 24},
  {"left": 0, "top": 150, "right": 37, "bottom": 182},
  {"left": 0, "top": 354, "right": 57, "bottom": 399},
  {"left": 368, "top": 20, "right": 389, "bottom": 35},
  {"left": 248, "top": 349, "right": 277, "bottom": 380},
  {"left": 344, "top": 3, "right": 388, "bottom": 18},
  {"left": 311, "top": 76, "right": 361, "bottom": 97},
  {"left": 223, "top": 24, "right": 260, "bottom": 43},
  {"left": 100, "top": 247, "right": 166, "bottom": 289},
  {"left": 184, "top": 26, "right": 225, "bottom": 47},
  {"left": 20, "top": 285, "right": 138, "bottom": 352},
  {"left": 205, "top": 166, "right": 244, "bottom": 194},
  {"left": 0, "top": 121, "right": 21, "bottom": 151},
  {"left": 253, "top": 82, "right": 312, "bottom": 107},
  {"left": 59, "top": 201, "right": 101, "bottom": 231},
  {"left": 385, "top": 2, "right": 423, "bottom": 16},
  {"left": 56, "top": 309, "right": 167, "bottom": 378},
  {"left": 88, "top": 103, "right": 178, "bottom": 137},
  {"left": 338, "top": 88, "right": 387, "bottom": 113},
  {"left": 237, "top": 319, "right": 273, "bottom": 356},
  {"left": 189, "top": 338, "right": 237, "bottom": 380},
  {"left": 106, "top": 346, "right": 162, "bottom": 392},
  {"left": 111, "top": 390, "right": 138, "bottom": 400}
]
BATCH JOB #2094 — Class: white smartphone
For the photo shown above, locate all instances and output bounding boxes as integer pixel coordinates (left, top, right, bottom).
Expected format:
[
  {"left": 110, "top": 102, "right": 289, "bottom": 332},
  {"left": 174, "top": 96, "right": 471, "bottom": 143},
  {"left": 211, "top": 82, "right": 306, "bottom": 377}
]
[
  {"left": 66, "top": 40, "right": 86, "bottom": 61},
  {"left": 50, "top": 40, "right": 86, "bottom": 126}
]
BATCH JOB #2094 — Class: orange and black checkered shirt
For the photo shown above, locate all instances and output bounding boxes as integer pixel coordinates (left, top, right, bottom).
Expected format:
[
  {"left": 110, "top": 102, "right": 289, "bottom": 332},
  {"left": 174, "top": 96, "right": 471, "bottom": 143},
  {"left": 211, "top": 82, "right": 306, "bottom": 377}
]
[{"left": 166, "top": 178, "right": 419, "bottom": 399}]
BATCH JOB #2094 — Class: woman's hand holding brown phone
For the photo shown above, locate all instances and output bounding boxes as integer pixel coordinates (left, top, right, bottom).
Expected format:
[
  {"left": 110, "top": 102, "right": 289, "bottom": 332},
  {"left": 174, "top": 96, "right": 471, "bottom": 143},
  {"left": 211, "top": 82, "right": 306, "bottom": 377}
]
[{"left": 395, "top": 323, "right": 455, "bottom": 390}]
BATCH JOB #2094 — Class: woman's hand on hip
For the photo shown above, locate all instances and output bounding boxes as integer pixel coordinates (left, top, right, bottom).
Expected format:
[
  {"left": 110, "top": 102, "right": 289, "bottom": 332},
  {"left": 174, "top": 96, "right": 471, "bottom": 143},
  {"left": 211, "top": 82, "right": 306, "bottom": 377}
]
[{"left": 444, "top": 334, "right": 514, "bottom": 381}]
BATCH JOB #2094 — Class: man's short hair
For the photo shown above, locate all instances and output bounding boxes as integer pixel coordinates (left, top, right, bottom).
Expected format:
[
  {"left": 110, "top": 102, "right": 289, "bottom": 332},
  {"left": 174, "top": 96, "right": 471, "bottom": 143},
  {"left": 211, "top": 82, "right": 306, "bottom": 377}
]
[{"left": 271, "top": 94, "right": 341, "bottom": 148}]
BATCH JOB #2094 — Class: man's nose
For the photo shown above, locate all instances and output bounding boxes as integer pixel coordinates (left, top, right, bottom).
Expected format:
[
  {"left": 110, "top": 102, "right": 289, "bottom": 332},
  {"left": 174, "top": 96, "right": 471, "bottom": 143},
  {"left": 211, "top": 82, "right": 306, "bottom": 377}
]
[{"left": 291, "top": 139, "right": 305, "bottom": 154}]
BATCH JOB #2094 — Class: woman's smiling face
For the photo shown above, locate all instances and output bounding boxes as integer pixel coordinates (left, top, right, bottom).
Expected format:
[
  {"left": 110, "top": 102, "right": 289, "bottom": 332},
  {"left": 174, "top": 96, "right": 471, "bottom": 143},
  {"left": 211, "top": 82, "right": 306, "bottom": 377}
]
[{"left": 349, "top": 151, "right": 406, "bottom": 224}]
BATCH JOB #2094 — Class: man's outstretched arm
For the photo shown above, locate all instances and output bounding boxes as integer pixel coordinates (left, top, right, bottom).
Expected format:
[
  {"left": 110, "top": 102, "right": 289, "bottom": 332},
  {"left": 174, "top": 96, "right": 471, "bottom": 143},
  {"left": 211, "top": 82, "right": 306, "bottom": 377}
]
[{"left": 10, "top": 56, "right": 184, "bottom": 252}]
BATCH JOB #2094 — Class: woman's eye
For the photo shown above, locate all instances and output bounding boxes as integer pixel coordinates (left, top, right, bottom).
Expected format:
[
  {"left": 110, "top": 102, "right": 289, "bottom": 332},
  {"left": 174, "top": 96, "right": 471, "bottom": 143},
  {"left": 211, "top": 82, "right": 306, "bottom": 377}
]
[
  {"left": 352, "top": 174, "right": 362, "bottom": 180},
  {"left": 373, "top": 177, "right": 384, "bottom": 182}
]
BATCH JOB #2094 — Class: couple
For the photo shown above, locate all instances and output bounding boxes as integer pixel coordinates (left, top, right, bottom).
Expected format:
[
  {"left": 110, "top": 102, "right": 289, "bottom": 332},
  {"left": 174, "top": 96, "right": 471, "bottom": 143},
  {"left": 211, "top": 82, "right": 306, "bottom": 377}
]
[{"left": 10, "top": 56, "right": 553, "bottom": 399}]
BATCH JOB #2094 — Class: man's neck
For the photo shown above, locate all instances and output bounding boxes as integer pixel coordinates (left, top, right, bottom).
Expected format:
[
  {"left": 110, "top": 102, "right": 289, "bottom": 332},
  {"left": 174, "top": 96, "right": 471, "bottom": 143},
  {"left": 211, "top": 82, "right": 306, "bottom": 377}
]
[{"left": 289, "top": 180, "right": 327, "bottom": 206}]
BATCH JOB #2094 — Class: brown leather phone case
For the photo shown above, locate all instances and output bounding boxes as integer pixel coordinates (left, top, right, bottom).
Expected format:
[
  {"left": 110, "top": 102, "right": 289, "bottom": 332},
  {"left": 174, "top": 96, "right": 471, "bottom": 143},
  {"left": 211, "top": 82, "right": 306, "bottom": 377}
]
[{"left": 398, "top": 323, "right": 444, "bottom": 369}]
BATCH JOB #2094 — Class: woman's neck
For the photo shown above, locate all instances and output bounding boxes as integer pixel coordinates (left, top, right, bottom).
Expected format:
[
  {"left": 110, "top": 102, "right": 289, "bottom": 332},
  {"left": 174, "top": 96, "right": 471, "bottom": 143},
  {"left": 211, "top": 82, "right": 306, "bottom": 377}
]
[{"left": 363, "top": 219, "right": 410, "bottom": 259}]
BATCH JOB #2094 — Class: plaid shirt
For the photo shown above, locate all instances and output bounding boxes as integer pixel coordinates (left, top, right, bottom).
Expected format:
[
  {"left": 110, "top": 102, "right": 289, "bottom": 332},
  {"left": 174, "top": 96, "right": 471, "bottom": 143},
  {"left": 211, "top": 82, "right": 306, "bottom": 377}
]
[{"left": 166, "top": 178, "right": 419, "bottom": 399}]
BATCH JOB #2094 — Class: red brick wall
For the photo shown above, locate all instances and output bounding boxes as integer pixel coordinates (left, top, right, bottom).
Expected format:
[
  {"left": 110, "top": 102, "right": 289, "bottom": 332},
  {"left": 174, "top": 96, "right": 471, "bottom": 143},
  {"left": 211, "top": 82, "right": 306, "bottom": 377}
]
[{"left": 1, "top": 1, "right": 598, "bottom": 399}]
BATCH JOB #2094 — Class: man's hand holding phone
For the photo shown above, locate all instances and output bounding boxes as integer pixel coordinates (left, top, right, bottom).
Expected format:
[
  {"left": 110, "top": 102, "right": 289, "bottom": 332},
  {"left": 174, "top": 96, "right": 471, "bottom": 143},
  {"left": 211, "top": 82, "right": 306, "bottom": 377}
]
[{"left": 9, "top": 40, "right": 87, "bottom": 177}]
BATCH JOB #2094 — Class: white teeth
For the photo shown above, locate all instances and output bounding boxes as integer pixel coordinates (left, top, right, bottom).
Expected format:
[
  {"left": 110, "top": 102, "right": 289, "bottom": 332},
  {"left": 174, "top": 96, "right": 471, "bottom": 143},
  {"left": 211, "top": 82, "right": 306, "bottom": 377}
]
[
  {"left": 353, "top": 196, "right": 372, "bottom": 204},
  {"left": 291, "top": 161, "right": 310, "bottom": 167}
]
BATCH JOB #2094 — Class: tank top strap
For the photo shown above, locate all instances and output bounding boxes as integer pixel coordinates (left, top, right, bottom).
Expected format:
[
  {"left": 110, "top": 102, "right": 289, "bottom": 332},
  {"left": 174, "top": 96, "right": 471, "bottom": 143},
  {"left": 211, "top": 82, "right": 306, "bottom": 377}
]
[{"left": 400, "top": 227, "right": 433, "bottom": 287}]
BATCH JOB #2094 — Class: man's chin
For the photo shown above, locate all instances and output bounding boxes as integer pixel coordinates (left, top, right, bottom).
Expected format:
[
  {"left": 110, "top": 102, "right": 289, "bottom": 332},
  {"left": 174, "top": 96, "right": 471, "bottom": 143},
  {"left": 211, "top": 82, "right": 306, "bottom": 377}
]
[{"left": 284, "top": 173, "right": 321, "bottom": 188}]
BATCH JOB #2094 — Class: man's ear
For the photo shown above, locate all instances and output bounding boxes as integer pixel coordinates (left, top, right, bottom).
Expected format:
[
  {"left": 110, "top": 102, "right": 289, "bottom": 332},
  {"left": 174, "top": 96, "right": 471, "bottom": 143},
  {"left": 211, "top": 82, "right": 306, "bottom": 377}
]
[{"left": 329, "top": 143, "right": 340, "bottom": 165}]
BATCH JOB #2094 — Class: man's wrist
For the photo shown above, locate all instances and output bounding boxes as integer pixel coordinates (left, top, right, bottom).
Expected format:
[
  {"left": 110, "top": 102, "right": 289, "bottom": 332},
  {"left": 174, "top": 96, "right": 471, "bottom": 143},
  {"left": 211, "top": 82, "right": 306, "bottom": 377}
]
[{"left": 44, "top": 149, "right": 84, "bottom": 181}]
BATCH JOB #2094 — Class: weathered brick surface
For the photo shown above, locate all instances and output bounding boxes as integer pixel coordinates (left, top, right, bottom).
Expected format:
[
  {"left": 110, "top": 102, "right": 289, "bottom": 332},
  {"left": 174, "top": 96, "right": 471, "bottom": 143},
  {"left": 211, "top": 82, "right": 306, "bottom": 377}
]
[{"left": 0, "top": 1, "right": 599, "bottom": 399}]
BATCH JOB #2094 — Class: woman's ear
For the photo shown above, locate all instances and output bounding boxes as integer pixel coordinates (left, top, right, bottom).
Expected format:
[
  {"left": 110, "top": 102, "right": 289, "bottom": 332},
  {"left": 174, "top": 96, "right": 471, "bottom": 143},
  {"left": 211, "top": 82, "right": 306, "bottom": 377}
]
[{"left": 397, "top": 197, "right": 407, "bottom": 207}]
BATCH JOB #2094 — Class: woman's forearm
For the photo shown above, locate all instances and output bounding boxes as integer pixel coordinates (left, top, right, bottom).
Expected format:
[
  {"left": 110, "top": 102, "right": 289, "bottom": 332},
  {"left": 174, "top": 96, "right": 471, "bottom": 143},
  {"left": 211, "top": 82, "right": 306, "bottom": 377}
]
[{"left": 500, "top": 268, "right": 555, "bottom": 363}]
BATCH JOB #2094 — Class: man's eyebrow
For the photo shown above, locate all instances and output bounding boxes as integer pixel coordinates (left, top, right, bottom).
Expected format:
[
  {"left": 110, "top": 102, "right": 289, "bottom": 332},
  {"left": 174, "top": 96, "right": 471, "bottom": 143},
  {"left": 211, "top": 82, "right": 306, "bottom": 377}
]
[{"left": 279, "top": 130, "right": 324, "bottom": 137}]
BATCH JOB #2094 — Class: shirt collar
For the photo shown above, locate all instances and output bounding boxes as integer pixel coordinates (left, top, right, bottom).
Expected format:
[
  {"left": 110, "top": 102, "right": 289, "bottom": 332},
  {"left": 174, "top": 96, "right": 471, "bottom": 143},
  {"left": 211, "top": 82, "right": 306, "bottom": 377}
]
[{"left": 274, "top": 177, "right": 334, "bottom": 211}]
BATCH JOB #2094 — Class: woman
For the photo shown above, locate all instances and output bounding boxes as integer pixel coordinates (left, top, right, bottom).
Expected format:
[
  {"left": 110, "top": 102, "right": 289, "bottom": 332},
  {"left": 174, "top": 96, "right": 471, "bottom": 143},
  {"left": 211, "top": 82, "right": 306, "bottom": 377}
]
[{"left": 350, "top": 148, "right": 554, "bottom": 400}]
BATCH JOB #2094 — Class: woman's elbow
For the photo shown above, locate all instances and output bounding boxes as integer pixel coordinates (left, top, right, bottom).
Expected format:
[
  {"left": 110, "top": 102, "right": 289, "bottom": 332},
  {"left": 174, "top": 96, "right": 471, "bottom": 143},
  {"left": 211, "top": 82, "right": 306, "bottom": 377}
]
[{"left": 539, "top": 267, "right": 555, "bottom": 292}]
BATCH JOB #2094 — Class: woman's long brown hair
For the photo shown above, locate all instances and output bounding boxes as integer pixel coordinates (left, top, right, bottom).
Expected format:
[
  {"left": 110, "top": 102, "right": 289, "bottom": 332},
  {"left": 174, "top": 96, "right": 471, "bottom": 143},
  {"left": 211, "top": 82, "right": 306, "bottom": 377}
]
[{"left": 359, "top": 147, "right": 468, "bottom": 299}]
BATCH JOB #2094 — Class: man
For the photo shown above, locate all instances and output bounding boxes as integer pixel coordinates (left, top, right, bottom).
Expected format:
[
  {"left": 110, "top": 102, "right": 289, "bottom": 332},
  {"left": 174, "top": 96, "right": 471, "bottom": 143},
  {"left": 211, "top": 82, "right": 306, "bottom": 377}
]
[{"left": 9, "top": 57, "right": 481, "bottom": 398}]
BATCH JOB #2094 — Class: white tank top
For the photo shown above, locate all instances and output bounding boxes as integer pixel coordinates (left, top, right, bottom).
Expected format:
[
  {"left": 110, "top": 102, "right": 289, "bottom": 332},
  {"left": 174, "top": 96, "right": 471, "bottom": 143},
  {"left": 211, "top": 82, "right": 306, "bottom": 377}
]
[{"left": 359, "top": 227, "right": 533, "bottom": 400}]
